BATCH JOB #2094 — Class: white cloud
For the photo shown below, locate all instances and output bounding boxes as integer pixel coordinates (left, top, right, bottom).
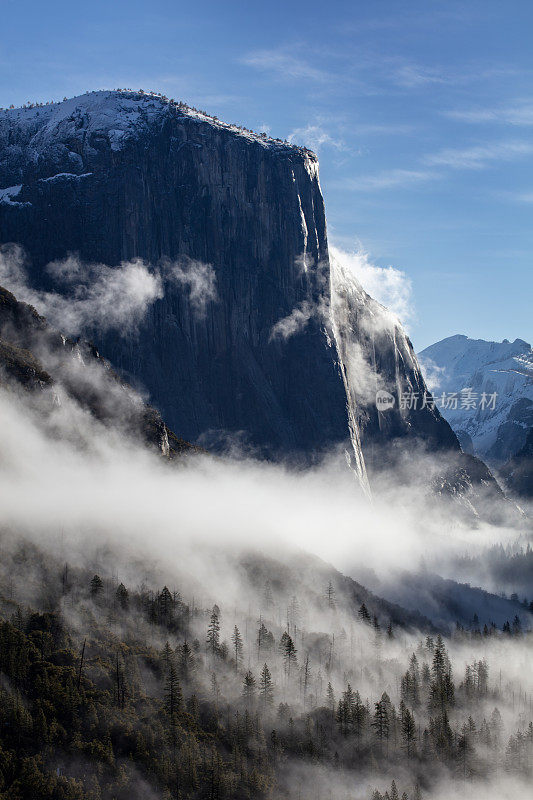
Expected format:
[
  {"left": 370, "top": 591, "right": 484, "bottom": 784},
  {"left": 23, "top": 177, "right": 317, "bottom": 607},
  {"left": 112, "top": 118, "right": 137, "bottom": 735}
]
[
  {"left": 165, "top": 257, "right": 218, "bottom": 320},
  {"left": 417, "top": 355, "right": 447, "bottom": 393},
  {"left": 338, "top": 168, "right": 436, "bottom": 192},
  {"left": 287, "top": 123, "right": 347, "bottom": 153},
  {"left": 392, "top": 63, "right": 448, "bottom": 88},
  {"left": 269, "top": 301, "right": 315, "bottom": 342},
  {"left": 330, "top": 244, "right": 413, "bottom": 327},
  {"left": 343, "top": 139, "right": 533, "bottom": 195},
  {"left": 0, "top": 248, "right": 219, "bottom": 336},
  {"left": 446, "top": 100, "right": 533, "bottom": 126},
  {"left": 0, "top": 245, "right": 163, "bottom": 336},
  {"left": 423, "top": 140, "right": 533, "bottom": 170},
  {"left": 241, "top": 49, "right": 331, "bottom": 84}
]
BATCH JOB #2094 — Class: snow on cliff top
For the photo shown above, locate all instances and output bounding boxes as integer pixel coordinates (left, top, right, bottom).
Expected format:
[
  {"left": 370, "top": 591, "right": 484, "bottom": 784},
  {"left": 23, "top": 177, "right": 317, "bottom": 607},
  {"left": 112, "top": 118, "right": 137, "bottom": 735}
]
[{"left": 0, "top": 89, "right": 316, "bottom": 157}]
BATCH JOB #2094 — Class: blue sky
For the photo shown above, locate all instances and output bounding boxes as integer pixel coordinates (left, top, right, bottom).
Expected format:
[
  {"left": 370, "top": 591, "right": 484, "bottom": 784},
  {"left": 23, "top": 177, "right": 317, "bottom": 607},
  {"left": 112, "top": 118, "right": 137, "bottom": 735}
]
[{"left": 1, "top": 0, "right": 532, "bottom": 349}]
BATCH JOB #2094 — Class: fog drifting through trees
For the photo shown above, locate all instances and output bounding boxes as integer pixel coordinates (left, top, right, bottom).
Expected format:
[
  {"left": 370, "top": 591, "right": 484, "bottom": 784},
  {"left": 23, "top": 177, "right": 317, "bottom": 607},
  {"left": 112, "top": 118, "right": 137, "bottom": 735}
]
[{"left": 0, "top": 373, "right": 531, "bottom": 799}]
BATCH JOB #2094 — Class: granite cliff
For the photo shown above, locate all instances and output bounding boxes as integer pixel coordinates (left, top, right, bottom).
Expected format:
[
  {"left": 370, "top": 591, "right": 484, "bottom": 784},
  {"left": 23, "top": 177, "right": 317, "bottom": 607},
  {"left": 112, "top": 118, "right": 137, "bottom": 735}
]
[{"left": 0, "top": 90, "right": 494, "bottom": 492}]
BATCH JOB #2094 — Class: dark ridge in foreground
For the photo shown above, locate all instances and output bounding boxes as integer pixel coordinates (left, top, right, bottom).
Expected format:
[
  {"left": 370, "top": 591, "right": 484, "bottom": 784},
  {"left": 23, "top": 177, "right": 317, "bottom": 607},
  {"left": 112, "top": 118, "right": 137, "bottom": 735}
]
[{"left": 0, "top": 284, "right": 197, "bottom": 457}]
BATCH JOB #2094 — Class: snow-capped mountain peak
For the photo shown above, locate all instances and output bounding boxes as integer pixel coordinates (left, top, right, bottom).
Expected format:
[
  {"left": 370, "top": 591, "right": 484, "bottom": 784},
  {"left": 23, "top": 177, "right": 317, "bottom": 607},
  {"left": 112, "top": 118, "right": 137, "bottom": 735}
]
[{"left": 419, "top": 334, "right": 533, "bottom": 464}]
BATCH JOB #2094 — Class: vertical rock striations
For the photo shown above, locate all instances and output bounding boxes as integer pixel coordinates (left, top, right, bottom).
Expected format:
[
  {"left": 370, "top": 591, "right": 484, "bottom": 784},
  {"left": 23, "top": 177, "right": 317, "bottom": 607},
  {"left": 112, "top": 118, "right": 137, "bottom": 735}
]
[{"left": 0, "top": 90, "right": 481, "bottom": 489}]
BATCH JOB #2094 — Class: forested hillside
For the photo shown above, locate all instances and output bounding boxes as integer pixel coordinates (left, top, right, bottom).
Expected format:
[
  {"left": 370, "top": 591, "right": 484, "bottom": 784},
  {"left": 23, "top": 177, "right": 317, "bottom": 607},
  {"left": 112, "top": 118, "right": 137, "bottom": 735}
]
[{"left": 0, "top": 534, "right": 531, "bottom": 800}]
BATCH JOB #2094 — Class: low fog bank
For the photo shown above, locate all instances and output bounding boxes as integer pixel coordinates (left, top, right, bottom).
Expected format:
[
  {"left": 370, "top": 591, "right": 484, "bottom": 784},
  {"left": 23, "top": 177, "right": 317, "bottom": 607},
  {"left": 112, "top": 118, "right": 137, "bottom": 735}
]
[
  {"left": 0, "top": 363, "right": 530, "bottom": 628},
  {"left": 1, "top": 371, "right": 533, "bottom": 799}
]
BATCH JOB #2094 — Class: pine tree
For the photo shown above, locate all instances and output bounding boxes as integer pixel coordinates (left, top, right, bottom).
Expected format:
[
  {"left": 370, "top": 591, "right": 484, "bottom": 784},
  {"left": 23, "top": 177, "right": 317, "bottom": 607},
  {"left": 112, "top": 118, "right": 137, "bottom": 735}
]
[
  {"left": 242, "top": 670, "right": 256, "bottom": 705},
  {"left": 161, "top": 640, "right": 174, "bottom": 670},
  {"left": 257, "top": 620, "right": 268, "bottom": 659},
  {"left": 165, "top": 662, "right": 182, "bottom": 717},
  {"left": 352, "top": 690, "right": 367, "bottom": 742},
  {"left": 280, "top": 633, "right": 297, "bottom": 677},
  {"left": 336, "top": 698, "right": 349, "bottom": 736},
  {"left": 259, "top": 663, "right": 274, "bottom": 710},
  {"left": 326, "top": 682, "right": 336, "bottom": 712},
  {"left": 431, "top": 635, "right": 447, "bottom": 681},
  {"left": 342, "top": 684, "right": 356, "bottom": 719},
  {"left": 457, "top": 727, "right": 472, "bottom": 779},
  {"left": 206, "top": 607, "right": 220, "bottom": 657},
  {"left": 401, "top": 704, "right": 416, "bottom": 757},
  {"left": 159, "top": 586, "right": 174, "bottom": 625},
  {"left": 231, "top": 625, "right": 243, "bottom": 672},
  {"left": 358, "top": 603, "right": 371, "bottom": 623},
  {"left": 372, "top": 693, "right": 390, "bottom": 752},
  {"left": 165, "top": 662, "right": 182, "bottom": 750},
  {"left": 115, "top": 582, "right": 129, "bottom": 609},
  {"left": 90, "top": 574, "right": 103, "bottom": 596},
  {"left": 326, "top": 581, "right": 336, "bottom": 608},
  {"left": 178, "top": 640, "right": 195, "bottom": 681},
  {"left": 302, "top": 654, "right": 311, "bottom": 704}
]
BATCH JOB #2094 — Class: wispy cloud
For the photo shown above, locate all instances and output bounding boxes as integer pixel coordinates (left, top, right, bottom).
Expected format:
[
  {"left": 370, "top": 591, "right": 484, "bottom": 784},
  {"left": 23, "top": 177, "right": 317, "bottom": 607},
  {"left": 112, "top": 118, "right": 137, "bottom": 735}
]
[
  {"left": 387, "top": 59, "right": 519, "bottom": 91},
  {"left": 240, "top": 42, "right": 516, "bottom": 105},
  {"left": 516, "top": 191, "right": 533, "bottom": 203},
  {"left": 241, "top": 49, "right": 331, "bottom": 83},
  {"left": 337, "top": 168, "right": 437, "bottom": 192},
  {"left": 269, "top": 301, "right": 315, "bottom": 342},
  {"left": 287, "top": 123, "right": 348, "bottom": 153},
  {"left": 330, "top": 244, "right": 414, "bottom": 326},
  {"left": 423, "top": 140, "right": 533, "bottom": 170},
  {"left": 164, "top": 257, "right": 218, "bottom": 320},
  {"left": 498, "top": 189, "right": 533, "bottom": 204},
  {"left": 445, "top": 100, "right": 533, "bottom": 126},
  {"left": 392, "top": 63, "right": 448, "bottom": 89},
  {"left": 334, "top": 138, "right": 533, "bottom": 193},
  {"left": 351, "top": 122, "right": 415, "bottom": 136},
  {"left": 0, "top": 246, "right": 163, "bottom": 336}
]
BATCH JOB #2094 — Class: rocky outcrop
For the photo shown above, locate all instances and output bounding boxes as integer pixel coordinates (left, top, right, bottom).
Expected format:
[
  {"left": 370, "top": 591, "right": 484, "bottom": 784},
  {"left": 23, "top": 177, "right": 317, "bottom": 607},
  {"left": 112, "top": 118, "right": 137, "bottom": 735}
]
[
  {"left": 0, "top": 284, "right": 195, "bottom": 457},
  {"left": 500, "top": 428, "right": 533, "bottom": 498},
  {"left": 0, "top": 91, "right": 494, "bottom": 492},
  {"left": 0, "top": 91, "right": 351, "bottom": 463}
]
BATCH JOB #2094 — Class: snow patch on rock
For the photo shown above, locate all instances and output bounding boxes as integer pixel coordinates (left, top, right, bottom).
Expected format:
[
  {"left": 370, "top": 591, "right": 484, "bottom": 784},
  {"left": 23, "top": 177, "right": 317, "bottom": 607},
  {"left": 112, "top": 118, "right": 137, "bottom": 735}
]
[{"left": 0, "top": 184, "right": 30, "bottom": 207}]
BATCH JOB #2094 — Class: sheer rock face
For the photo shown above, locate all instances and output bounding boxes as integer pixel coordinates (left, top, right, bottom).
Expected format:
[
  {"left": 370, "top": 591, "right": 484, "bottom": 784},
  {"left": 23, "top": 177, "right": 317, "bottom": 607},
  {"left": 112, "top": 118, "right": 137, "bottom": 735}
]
[
  {"left": 330, "top": 259, "right": 459, "bottom": 459},
  {"left": 0, "top": 91, "right": 350, "bottom": 460},
  {"left": 0, "top": 91, "right": 462, "bottom": 471},
  {"left": 501, "top": 428, "right": 533, "bottom": 498}
]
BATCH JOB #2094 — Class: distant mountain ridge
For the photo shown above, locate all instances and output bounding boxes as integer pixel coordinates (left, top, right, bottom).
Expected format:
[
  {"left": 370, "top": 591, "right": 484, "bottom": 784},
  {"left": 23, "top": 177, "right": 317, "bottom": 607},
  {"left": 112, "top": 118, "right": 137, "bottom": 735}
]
[
  {"left": 419, "top": 335, "right": 533, "bottom": 460},
  {"left": 419, "top": 334, "right": 533, "bottom": 498}
]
